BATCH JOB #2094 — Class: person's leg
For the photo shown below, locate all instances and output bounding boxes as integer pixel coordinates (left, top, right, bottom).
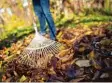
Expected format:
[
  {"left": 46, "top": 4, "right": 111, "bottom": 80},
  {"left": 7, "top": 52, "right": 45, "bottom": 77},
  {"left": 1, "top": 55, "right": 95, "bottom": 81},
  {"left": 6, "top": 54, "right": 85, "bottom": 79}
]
[
  {"left": 40, "top": 0, "right": 56, "bottom": 40},
  {"left": 32, "top": 0, "right": 46, "bottom": 35}
]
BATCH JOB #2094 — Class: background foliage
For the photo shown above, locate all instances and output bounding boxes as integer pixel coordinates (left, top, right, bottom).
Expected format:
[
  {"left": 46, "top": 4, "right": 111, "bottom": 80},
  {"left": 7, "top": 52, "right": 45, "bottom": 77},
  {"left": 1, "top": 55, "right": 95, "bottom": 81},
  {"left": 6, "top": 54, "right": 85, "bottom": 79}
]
[{"left": 0, "top": 0, "right": 112, "bottom": 40}]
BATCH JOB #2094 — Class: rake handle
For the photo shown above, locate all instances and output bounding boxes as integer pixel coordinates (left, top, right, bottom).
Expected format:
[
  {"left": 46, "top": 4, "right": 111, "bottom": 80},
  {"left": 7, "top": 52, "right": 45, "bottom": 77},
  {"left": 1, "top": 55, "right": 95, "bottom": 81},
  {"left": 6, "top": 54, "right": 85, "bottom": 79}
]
[
  {"left": 32, "top": 16, "right": 41, "bottom": 36},
  {"left": 33, "top": 20, "right": 44, "bottom": 40},
  {"left": 33, "top": 22, "right": 38, "bottom": 34}
]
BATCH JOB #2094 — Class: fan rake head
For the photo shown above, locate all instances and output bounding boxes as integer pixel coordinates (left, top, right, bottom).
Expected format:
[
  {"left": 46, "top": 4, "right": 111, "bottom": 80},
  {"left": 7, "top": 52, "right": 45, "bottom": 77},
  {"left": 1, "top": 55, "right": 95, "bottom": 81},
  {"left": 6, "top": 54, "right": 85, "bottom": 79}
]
[{"left": 18, "top": 35, "right": 64, "bottom": 68}]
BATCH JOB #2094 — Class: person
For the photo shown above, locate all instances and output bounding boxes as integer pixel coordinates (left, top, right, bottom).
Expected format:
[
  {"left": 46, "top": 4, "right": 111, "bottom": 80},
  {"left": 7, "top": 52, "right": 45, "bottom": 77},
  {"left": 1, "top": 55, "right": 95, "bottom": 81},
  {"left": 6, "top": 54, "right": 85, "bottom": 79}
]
[{"left": 32, "top": 0, "right": 56, "bottom": 40}]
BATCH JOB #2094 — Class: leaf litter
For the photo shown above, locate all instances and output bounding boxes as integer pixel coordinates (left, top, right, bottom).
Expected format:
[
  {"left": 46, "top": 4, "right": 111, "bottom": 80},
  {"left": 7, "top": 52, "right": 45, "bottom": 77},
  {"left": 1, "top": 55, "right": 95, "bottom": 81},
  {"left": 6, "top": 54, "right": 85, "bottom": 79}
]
[{"left": 0, "top": 23, "right": 112, "bottom": 82}]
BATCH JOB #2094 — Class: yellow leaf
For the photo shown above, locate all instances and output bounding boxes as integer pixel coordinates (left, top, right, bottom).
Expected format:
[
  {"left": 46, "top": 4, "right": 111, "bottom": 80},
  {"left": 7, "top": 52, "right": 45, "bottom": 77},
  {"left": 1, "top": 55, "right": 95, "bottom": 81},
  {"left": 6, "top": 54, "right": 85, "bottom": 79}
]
[
  {"left": 19, "top": 75, "right": 27, "bottom": 82},
  {"left": 89, "top": 51, "right": 95, "bottom": 59},
  {"left": 42, "top": 78, "right": 45, "bottom": 81},
  {"left": 0, "top": 61, "right": 2, "bottom": 68},
  {"left": 100, "top": 39, "right": 111, "bottom": 45},
  {"left": 58, "top": 49, "right": 70, "bottom": 58},
  {"left": 59, "top": 45, "right": 66, "bottom": 51},
  {"left": 79, "top": 47, "right": 85, "bottom": 52},
  {"left": 56, "top": 31, "right": 63, "bottom": 38},
  {"left": 85, "top": 31, "right": 92, "bottom": 35}
]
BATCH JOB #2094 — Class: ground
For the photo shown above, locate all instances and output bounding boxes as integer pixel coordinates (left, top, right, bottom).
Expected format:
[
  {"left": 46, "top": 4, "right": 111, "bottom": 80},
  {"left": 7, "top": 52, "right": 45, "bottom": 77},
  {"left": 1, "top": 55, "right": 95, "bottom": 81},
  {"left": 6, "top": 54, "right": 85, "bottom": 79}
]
[{"left": 0, "top": 22, "right": 112, "bottom": 82}]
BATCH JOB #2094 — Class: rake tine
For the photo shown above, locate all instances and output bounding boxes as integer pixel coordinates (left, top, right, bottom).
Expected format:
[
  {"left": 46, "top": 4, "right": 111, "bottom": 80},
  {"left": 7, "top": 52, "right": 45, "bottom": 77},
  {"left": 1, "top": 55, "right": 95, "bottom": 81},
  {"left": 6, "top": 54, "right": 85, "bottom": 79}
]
[
  {"left": 19, "top": 50, "right": 28, "bottom": 59},
  {"left": 40, "top": 49, "right": 43, "bottom": 58},
  {"left": 48, "top": 45, "right": 54, "bottom": 53},
  {"left": 43, "top": 47, "right": 48, "bottom": 57},
  {"left": 50, "top": 45, "right": 58, "bottom": 54},
  {"left": 27, "top": 52, "right": 36, "bottom": 67},
  {"left": 27, "top": 53, "right": 34, "bottom": 66},
  {"left": 30, "top": 50, "right": 35, "bottom": 61},
  {"left": 23, "top": 50, "right": 32, "bottom": 65},
  {"left": 26, "top": 55, "right": 30, "bottom": 66},
  {"left": 52, "top": 44, "right": 59, "bottom": 53},
  {"left": 36, "top": 50, "right": 40, "bottom": 59},
  {"left": 22, "top": 55, "right": 27, "bottom": 64},
  {"left": 20, "top": 52, "right": 27, "bottom": 61},
  {"left": 17, "top": 35, "right": 64, "bottom": 68},
  {"left": 50, "top": 46, "right": 56, "bottom": 55},
  {"left": 44, "top": 50, "right": 50, "bottom": 61}
]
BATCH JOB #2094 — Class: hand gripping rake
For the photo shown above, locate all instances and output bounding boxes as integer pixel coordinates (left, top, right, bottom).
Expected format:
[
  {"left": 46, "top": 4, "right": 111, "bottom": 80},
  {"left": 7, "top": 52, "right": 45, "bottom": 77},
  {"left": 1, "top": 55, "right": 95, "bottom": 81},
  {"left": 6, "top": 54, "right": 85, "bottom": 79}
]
[{"left": 18, "top": 21, "right": 64, "bottom": 68}]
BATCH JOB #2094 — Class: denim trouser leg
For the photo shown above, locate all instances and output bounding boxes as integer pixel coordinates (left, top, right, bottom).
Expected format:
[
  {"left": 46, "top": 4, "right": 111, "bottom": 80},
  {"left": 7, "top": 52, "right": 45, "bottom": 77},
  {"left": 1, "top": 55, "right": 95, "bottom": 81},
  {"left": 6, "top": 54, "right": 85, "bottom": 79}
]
[
  {"left": 33, "top": 1, "right": 46, "bottom": 35},
  {"left": 40, "top": 0, "right": 56, "bottom": 40}
]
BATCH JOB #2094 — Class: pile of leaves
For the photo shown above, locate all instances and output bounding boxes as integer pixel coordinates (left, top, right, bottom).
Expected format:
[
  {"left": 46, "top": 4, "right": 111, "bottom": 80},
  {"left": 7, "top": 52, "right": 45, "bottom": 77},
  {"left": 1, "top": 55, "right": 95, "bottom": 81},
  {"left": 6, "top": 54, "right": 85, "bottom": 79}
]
[{"left": 0, "top": 24, "right": 112, "bottom": 82}]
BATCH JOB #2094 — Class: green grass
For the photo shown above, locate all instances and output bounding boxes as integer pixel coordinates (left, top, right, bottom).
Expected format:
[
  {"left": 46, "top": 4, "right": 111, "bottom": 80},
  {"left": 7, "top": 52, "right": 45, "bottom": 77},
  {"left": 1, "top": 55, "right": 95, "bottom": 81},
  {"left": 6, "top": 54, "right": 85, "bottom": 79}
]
[{"left": 56, "top": 14, "right": 112, "bottom": 28}]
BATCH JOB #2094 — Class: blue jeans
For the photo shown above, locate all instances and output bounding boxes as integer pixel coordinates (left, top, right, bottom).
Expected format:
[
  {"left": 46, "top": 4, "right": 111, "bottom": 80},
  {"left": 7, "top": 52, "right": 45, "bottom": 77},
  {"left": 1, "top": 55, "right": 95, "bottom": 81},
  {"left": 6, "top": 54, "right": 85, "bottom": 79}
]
[{"left": 32, "top": 0, "right": 56, "bottom": 40}]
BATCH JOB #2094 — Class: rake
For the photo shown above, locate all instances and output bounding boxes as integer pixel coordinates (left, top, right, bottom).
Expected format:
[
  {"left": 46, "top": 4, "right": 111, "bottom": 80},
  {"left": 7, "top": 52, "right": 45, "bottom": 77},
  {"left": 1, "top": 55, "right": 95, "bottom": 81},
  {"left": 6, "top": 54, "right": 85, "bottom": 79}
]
[{"left": 18, "top": 20, "right": 64, "bottom": 68}]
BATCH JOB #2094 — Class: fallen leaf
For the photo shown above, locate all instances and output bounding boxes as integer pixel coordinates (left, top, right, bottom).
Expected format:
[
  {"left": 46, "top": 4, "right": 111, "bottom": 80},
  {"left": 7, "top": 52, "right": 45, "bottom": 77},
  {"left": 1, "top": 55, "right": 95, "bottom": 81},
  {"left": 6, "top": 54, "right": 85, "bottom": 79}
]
[
  {"left": 75, "top": 60, "right": 90, "bottom": 67},
  {"left": 2, "top": 75, "right": 7, "bottom": 82},
  {"left": 19, "top": 75, "right": 27, "bottom": 82},
  {"left": 70, "top": 77, "right": 85, "bottom": 82}
]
